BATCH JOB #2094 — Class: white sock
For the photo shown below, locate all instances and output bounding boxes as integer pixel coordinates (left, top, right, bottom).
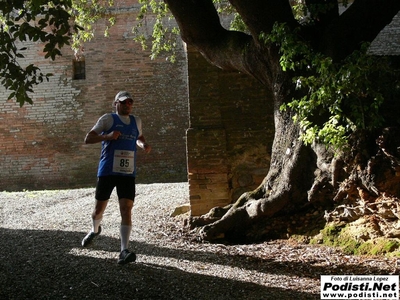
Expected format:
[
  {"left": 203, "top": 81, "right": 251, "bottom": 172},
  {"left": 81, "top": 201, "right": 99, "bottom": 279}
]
[
  {"left": 120, "top": 225, "right": 132, "bottom": 251},
  {"left": 92, "top": 218, "right": 102, "bottom": 233}
]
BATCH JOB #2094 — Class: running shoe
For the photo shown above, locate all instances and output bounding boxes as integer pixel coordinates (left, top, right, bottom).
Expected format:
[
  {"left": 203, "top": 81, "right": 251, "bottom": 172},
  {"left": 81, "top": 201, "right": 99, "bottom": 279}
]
[
  {"left": 81, "top": 226, "right": 102, "bottom": 247},
  {"left": 117, "top": 249, "right": 136, "bottom": 265}
]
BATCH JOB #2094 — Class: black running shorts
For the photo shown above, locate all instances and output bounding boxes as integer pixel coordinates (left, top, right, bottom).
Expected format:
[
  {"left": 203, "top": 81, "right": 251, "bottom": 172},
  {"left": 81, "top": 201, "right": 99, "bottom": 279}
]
[{"left": 95, "top": 175, "right": 136, "bottom": 201}]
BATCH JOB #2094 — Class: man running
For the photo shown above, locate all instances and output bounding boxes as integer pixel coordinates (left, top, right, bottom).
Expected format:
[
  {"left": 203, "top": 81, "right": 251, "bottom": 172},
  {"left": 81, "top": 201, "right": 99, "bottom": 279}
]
[{"left": 82, "top": 91, "right": 151, "bottom": 265}]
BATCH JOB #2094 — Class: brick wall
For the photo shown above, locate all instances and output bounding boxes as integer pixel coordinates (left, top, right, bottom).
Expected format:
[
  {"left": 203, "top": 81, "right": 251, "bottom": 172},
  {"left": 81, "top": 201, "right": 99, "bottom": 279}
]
[
  {"left": 0, "top": 2, "right": 189, "bottom": 191},
  {"left": 186, "top": 46, "right": 274, "bottom": 216},
  {"left": 0, "top": 3, "right": 276, "bottom": 218}
]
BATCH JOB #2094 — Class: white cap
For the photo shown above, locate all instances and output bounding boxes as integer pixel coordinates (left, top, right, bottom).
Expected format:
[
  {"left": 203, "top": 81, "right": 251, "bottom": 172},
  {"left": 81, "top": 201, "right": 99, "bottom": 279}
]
[{"left": 114, "top": 91, "right": 133, "bottom": 102}]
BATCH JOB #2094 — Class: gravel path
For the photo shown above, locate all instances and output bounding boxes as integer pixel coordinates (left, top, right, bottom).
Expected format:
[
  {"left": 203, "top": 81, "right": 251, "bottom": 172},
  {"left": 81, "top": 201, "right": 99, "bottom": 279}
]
[{"left": 0, "top": 183, "right": 398, "bottom": 300}]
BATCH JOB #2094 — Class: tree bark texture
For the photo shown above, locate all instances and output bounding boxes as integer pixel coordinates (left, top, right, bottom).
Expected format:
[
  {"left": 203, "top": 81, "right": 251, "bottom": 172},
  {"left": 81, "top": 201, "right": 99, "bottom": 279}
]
[{"left": 164, "top": 0, "right": 400, "bottom": 241}]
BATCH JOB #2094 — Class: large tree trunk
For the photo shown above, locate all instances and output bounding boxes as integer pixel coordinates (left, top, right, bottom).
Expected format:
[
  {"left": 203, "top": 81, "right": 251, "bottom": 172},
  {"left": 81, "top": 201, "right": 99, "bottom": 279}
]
[{"left": 197, "top": 109, "right": 315, "bottom": 240}]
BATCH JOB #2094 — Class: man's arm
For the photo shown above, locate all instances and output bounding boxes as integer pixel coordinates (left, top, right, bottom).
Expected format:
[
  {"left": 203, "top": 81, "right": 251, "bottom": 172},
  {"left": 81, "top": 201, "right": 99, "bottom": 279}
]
[
  {"left": 84, "top": 130, "right": 121, "bottom": 144},
  {"left": 84, "top": 114, "right": 117, "bottom": 144}
]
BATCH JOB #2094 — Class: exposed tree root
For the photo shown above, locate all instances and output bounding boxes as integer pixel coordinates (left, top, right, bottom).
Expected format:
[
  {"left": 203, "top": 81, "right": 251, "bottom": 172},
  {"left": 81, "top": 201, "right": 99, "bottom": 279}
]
[{"left": 192, "top": 127, "right": 400, "bottom": 243}]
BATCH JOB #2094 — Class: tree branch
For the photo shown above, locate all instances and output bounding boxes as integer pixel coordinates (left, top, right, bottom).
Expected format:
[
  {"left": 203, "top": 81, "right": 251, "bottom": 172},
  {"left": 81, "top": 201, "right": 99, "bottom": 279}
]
[
  {"left": 163, "top": 0, "right": 224, "bottom": 46},
  {"left": 321, "top": 0, "right": 400, "bottom": 60},
  {"left": 229, "top": 0, "right": 297, "bottom": 38},
  {"left": 164, "top": 0, "right": 277, "bottom": 82}
]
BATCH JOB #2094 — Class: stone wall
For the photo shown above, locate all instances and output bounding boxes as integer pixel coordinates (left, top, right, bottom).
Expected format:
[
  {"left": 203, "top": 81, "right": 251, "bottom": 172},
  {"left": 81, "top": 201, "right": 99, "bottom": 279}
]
[{"left": 0, "top": 2, "right": 189, "bottom": 191}]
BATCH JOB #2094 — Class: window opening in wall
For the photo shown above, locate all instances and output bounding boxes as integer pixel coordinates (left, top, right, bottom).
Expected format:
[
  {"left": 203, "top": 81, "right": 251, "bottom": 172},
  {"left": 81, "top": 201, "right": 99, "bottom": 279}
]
[{"left": 73, "top": 58, "right": 86, "bottom": 80}]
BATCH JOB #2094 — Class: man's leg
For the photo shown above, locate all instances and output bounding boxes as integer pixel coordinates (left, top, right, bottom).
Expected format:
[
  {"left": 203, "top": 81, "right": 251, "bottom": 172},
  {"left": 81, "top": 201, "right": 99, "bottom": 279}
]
[
  {"left": 116, "top": 177, "right": 136, "bottom": 264},
  {"left": 119, "top": 197, "right": 133, "bottom": 251},
  {"left": 92, "top": 200, "right": 108, "bottom": 233},
  {"left": 117, "top": 197, "right": 136, "bottom": 264},
  {"left": 82, "top": 200, "right": 108, "bottom": 247},
  {"left": 82, "top": 176, "right": 114, "bottom": 247}
]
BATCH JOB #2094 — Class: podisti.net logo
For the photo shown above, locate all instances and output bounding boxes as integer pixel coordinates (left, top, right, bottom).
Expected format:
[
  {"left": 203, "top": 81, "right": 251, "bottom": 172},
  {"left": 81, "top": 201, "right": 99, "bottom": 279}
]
[{"left": 320, "top": 275, "right": 399, "bottom": 299}]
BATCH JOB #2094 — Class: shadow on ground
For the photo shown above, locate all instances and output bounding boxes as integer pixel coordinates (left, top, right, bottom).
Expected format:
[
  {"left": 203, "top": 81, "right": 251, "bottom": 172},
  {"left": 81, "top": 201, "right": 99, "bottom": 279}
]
[{"left": 0, "top": 228, "right": 390, "bottom": 300}]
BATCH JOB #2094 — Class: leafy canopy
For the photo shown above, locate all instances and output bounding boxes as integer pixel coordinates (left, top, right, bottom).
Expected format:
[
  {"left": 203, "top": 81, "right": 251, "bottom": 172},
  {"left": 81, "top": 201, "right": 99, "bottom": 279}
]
[
  {"left": 134, "top": 0, "right": 179, "bottom": 62},
  {"left": 264, "top": 23, "right": 398, "bottom": 150},
  {"left": 0, "top": 0, "right": 78, "bottom": 106},
  {"left": 0, "top": 0, "right": 114, "bottom": 106}
]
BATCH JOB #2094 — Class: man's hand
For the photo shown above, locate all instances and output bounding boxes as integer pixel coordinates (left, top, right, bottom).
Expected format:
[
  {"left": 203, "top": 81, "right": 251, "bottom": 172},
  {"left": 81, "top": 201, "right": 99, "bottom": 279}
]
[
  {"left": 137, "top": 135, "right": 151, "bottom": 153},
  {"left": 108, "top": 131, "right": 121, "bottom": 140},
  {"left": 143, "top": 143, "right": 152, "bottom": 153}
]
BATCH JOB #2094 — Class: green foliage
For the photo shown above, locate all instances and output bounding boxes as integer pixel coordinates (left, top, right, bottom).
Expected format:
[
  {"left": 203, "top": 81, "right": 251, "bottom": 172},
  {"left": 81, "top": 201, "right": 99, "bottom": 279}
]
[
  {"left": 69, "top": 0, "right": 115, "bottom": 51},
  {"left": 0, "top": 0, "right": 80, "bottom": 106},
  {"left": 134, "top": 0, "right": 179, "bottom": 62},
  {"left": 213, "top": 0, "right": 246, "bottom": 32},
  {"left": 263, "top": 23, "right": 396, "bottom": 149},
  {"left": 0, "top": 0, "right": 119, "bottom": 105},
  {"left": 290, "top": 0, "right": 350, "bottom": 24}
]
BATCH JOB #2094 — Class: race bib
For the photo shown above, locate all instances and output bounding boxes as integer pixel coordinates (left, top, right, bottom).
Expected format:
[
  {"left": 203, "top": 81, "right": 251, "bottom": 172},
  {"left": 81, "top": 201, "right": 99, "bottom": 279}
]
[{"left": 112, "top": 150, "right": 135, "bottom": 174}]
